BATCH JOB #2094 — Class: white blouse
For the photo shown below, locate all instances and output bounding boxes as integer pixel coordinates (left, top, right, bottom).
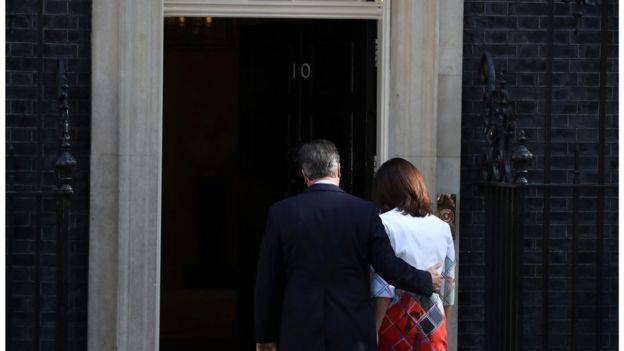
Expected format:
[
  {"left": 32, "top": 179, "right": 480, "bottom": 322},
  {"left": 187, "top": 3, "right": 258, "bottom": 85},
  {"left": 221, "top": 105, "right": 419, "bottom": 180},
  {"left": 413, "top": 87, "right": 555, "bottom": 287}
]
[{"left": 371, "top": 208, "right": 455, "bottom": 307}]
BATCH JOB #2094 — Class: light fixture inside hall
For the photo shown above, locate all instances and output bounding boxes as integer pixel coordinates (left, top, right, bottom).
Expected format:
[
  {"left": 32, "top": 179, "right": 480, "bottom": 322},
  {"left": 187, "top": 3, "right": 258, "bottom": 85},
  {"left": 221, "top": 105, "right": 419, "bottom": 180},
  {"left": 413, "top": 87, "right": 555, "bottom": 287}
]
[{"left": 178, "top": 16, "right": 185, "bottom": 28}]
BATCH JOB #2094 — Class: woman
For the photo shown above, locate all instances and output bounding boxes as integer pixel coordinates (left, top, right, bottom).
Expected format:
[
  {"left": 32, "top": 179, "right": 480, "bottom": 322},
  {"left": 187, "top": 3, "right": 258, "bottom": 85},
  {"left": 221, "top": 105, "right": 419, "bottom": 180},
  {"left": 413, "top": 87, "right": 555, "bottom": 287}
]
[{"left": 370, "top": 158, "right": 455, "bottom": 351}]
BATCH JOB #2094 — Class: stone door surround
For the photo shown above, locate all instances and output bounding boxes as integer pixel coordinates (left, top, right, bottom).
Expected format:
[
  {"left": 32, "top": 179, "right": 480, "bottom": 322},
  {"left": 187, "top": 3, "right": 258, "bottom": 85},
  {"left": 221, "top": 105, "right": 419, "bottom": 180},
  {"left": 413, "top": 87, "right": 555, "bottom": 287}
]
[
  {"left": 89, "top": 1, "right": 462, "bottom": 350},
  {"left": 89, "top": 1, "right": 387, "bottom": 350}
]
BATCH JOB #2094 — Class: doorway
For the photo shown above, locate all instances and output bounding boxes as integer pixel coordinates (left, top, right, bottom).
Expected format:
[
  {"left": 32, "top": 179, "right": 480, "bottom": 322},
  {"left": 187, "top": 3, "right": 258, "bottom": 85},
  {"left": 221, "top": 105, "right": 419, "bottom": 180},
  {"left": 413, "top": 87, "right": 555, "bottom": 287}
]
[{"left": 161, "top": 17, "right": 377, "bottom": 350}]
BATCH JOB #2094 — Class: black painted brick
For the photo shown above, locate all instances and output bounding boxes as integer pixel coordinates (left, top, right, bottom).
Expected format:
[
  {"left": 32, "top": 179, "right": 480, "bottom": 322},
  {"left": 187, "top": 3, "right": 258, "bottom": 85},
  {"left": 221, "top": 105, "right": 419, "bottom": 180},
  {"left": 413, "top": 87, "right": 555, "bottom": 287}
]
[
  {"left": 44, "top": 1, "right": 68, "bottom": 15},
  {"left": 43, "top": 29, "right": 68, "bottom": 43},
  {"left": 8, "top": 0, "right": 38, "bottom": 13},
  {"left": 10, "top": 43, "right": 36, "bottom": 57},
  {"left": 486, "top": 3, "right": 508, "bottom": 16},
  {"left": 6, "top": 29, "right": 38, "bottom": 43},
  {"left": 518, "top": 16, "right": 540, "bottom": 29},
  {"left": 483, "top": 30, "right": 508, "bottom": 43},
  {"left": 6, "top": 0, "right": 91, "bottom": 350},
  {"left": 461, "top": 0, "right": 618, "bottom": 350},
  {"left": 511, "top": 30, "right": 548, "bottom": 43},
  {"left": 510, "top": 3, "right": 548, "bottom": 16}
]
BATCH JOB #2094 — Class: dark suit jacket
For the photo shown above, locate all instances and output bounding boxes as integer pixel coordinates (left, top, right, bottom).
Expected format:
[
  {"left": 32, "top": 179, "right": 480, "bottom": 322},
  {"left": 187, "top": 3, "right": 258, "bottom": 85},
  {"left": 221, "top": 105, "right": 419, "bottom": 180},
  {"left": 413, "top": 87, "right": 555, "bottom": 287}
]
[{"left": 254, "top": 183, "right": 433, "bottom": 351}]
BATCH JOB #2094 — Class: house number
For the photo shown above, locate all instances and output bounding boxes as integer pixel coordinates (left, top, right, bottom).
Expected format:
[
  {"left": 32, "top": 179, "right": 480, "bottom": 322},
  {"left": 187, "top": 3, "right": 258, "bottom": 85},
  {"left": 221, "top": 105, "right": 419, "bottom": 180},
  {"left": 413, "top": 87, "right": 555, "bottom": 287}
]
[
  {"left": 292, "top": 63, "right": 312, "bottom": 79},
  {"left": 300, "top": 63, "right": 311, "bottom": 79}
]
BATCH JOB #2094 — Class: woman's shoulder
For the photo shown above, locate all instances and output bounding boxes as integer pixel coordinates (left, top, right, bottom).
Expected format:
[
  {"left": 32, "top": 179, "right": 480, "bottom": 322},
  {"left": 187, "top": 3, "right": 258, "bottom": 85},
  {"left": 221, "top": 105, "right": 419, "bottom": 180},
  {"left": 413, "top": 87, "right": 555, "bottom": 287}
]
[
  {"left": 423, "top": 214, "right": 452, "bottom": 230},
  {"left": 403, "top": 214, "right": 452, "bottom": 236},
  {"left": 382, "top": 210, "right": 443, "bottom": 223},
  {"left": 379, "top": 208, "right": 405, "bottom": 224},
  {"left": 423, "top": 215, "right": 454, "bottom": 242},
  {"left": 424, "top": 214, "right": 448, "bottom": 225},
  {"left": 381, "top": 211, "right": 451, "bottom": 234}
]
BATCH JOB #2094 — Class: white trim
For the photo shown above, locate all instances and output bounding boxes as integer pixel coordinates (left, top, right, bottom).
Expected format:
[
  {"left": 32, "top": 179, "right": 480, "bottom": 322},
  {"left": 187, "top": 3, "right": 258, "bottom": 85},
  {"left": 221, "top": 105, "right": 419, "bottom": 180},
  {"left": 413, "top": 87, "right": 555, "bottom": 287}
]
[
  {"left": 164, "top": 0, "right": 383, "bottom": 19},
  {"left": 89, "top": 0, "right": 163, "bottom": 349},
  {"left": 89, "top": 1, "right": 391, "bottom": 349},
  {"left": 377, "top": 0, "right": 390, "bottom": 165}
]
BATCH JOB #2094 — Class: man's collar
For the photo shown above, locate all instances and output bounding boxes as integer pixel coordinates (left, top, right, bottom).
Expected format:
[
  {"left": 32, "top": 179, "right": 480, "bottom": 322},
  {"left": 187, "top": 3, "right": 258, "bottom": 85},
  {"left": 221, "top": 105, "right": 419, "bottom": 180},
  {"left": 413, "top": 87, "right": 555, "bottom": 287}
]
[
  {"left": 312, "top": 179, "right": 339, "bottom": 186},
  {"left": 305, "top": 182, "right": 344, "bottom": 193}
]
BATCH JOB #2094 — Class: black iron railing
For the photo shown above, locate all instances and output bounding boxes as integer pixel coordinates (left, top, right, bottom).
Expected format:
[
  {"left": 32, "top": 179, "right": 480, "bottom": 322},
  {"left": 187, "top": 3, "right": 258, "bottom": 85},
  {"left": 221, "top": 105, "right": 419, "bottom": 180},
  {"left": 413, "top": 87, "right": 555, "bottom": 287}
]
[
  {"left": 483, "top": 173, "right": 617, "bottom": 350},
  {"left": 482, "top": 183, "right": 525, "bottom": 351},
  {"left": 479, "top": 0, "right": 616, "bottom": 342},
  {"left": 6, "top": 60, "right": 76, "bottom": 351},
  {"left": 479, "top": 50, "right": 532, "bottom": 351},
  {"left": 482, "top": 167, "right": 616, "bottom": 351}
]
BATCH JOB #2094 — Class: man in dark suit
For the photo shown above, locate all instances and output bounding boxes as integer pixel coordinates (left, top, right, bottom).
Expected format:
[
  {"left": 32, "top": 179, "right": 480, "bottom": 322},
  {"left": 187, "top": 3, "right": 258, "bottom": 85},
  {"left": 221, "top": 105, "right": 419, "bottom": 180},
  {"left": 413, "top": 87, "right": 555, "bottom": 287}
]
[{"left": 254, "top": 140, "right": 442, "bottom": 351}]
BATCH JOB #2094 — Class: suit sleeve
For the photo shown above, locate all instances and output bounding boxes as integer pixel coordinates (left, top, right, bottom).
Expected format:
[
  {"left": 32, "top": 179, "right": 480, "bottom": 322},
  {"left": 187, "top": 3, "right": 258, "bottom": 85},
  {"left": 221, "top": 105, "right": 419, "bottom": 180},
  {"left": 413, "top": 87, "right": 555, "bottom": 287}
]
[
  {"left": 368, "top": 208, "right": 433, "bottom": 297},
  {"left": 254, "top": 207, "right": 285, "bottom": 343}
]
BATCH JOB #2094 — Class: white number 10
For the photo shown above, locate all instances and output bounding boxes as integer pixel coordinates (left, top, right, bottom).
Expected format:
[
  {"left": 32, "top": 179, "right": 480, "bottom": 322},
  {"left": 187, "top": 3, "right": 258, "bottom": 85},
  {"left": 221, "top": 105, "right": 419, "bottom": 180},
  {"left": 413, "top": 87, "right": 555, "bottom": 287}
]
[{"left": 292, "top": 63, "right": 312, "bottom": 79}]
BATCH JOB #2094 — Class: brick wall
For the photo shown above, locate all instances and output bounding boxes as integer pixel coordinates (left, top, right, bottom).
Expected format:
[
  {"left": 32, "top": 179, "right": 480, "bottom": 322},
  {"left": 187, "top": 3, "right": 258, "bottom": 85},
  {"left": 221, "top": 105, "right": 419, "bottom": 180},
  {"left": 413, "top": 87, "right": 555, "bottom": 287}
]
[
  {"left": 460, "top": 0, "right": 618, "bottom": 350},
  {"left": 6, "top": 0, "right": 91, "bottom": 349}
]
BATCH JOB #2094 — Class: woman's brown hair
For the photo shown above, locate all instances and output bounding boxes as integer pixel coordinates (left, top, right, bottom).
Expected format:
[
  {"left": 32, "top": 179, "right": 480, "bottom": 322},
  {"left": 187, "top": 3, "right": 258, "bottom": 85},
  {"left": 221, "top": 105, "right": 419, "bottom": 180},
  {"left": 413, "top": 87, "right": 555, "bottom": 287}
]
[{"left": 372, "top": 158, "right": 433, "bottom": 217}]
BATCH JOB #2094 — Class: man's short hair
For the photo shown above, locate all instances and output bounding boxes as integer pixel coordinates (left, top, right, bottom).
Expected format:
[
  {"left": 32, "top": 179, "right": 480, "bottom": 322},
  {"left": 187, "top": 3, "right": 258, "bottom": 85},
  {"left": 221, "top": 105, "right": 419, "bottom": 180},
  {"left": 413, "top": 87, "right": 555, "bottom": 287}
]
[{"left": 298, "top": 139, "right": 340, "bottom": 180}]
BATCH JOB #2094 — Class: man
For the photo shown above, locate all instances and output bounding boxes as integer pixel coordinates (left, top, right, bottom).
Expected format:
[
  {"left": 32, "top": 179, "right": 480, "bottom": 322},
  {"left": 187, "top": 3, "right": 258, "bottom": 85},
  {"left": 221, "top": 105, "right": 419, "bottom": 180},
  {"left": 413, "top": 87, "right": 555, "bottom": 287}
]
[{"left": 254, "top": 140, "right": 443, "bottom": 351}]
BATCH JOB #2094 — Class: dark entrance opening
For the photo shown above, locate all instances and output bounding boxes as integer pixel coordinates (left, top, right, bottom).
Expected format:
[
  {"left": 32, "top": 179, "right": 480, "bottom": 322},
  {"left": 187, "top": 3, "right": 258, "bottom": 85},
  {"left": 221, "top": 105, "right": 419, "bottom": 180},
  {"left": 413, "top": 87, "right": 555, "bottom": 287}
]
[{"left": 161, "top": 17, "right": 377, "bottom": 350}]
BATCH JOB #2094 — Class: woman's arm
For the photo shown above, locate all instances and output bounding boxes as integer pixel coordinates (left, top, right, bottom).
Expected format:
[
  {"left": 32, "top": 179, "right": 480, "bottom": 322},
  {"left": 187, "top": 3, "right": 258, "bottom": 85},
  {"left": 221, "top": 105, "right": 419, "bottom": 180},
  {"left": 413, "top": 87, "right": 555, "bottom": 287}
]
[
  {"left": 368, "top": 211, "right": 435, "bottom": 296},
  {"left": 444, "top": 305, "right": 452, "bottom": 318},
  {"left": 441, "top": 226, "right": 456, "bottom": 320},
  {"left": 374, "top": 297, "right": 392, "bottom": 333}
]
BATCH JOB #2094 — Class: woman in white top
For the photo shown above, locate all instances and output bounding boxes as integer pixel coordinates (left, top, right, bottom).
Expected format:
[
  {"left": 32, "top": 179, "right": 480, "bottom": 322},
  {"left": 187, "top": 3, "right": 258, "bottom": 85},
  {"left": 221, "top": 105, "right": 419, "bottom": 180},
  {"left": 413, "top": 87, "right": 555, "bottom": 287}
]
[{"left": 370, "top": 158, "right": 455, "bottom": 351}]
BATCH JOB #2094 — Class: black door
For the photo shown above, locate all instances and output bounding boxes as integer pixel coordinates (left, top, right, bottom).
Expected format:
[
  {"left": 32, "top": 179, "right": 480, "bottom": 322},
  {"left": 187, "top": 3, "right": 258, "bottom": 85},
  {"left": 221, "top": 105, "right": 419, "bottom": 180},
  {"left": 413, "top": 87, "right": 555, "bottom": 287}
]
[
  {"left": 301, "top": 21, "right": 377, "bottom": 197},
  {"left": 238, "top": 19, "right": 377, "bottom": 349}
]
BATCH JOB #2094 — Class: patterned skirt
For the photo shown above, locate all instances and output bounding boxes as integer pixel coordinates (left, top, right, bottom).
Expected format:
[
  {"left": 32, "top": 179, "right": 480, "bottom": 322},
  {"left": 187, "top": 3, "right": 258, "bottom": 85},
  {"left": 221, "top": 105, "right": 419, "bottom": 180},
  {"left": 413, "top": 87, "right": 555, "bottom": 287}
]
[{"left": 378, "top": 291, "right": 447, "bottom": 351}]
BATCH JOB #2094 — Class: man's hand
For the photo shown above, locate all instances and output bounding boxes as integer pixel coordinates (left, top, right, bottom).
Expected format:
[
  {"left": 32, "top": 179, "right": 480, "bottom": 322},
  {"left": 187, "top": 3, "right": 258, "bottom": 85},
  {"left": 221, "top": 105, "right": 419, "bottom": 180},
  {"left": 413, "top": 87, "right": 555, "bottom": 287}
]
[
  {"left": 256, "top": 342, "right": 277, "bottom": 351},
  {"left": 427, "top": 262, "right": 443, "bottom": 292}
]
